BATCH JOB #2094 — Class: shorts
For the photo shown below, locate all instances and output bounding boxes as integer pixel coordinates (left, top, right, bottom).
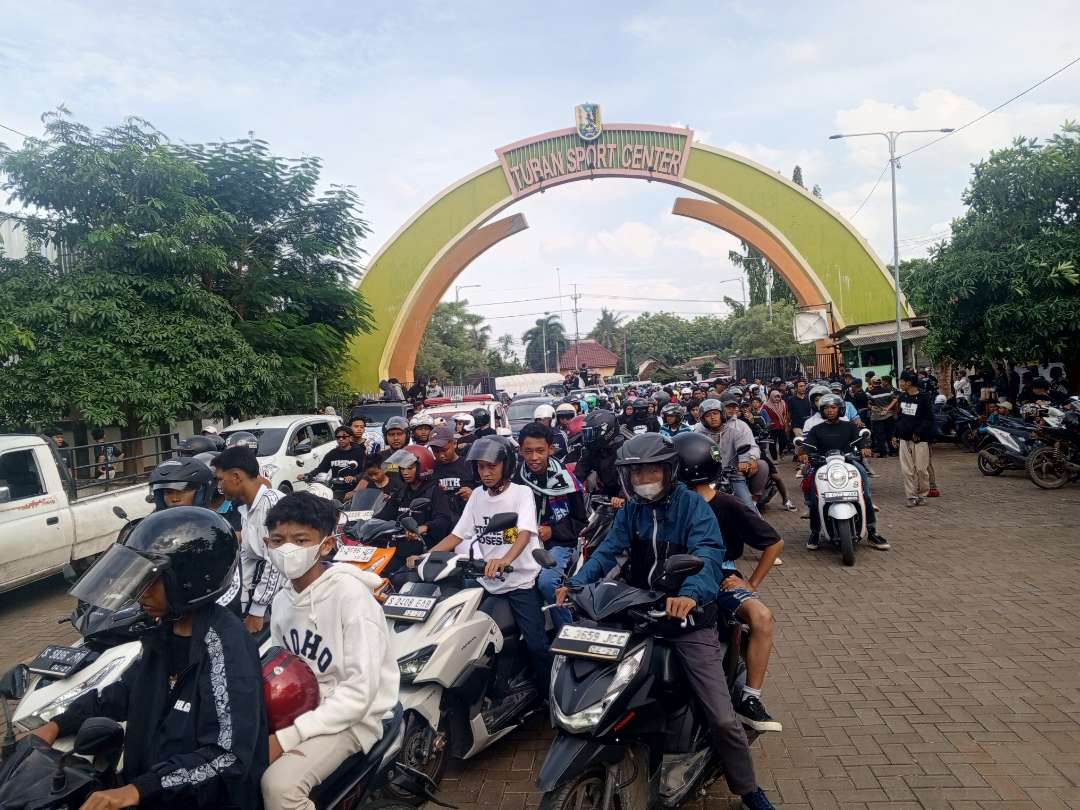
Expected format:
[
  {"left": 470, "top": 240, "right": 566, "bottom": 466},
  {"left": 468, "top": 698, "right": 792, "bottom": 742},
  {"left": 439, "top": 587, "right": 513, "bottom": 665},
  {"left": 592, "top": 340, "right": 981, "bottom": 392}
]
[{"left": 716, "top": 585, "right": 758, "bottom": 618}]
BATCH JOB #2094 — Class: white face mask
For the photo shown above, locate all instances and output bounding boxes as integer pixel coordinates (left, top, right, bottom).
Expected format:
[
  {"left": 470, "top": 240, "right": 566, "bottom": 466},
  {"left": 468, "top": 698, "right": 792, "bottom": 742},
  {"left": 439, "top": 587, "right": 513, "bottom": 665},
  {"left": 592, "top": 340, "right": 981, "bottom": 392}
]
[
  {"left": 268, "top": 540, "right": 327, "bottom": 580},
  {"left": 633, "top": 481, "right": 664, "bottom": 500}
]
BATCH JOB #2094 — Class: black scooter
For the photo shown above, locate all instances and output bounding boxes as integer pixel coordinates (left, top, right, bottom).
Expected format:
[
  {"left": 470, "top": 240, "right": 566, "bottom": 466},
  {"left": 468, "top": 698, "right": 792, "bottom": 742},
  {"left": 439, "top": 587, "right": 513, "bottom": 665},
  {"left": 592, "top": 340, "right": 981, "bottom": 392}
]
[{"left": 537, "top": 555, "right": 756, "bottom": 810}]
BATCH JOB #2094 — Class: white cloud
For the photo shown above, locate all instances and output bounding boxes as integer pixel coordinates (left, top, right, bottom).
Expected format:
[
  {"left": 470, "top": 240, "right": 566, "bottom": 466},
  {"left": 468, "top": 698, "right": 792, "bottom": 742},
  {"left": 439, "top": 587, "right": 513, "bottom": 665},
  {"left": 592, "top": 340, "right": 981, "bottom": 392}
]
[{"left": 586, "top": 221, "right": 660, "bottom": 261}]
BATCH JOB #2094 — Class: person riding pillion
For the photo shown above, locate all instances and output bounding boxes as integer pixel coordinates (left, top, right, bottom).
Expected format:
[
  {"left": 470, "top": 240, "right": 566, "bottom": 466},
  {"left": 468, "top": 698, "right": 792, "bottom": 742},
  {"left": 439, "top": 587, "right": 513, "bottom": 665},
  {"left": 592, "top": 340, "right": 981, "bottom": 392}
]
[
  {"left": 556, "top": 433, "right": 777, "bottom": 810},
  {"left": 659, "top": 402, "right": 693, "bottom": 438}
]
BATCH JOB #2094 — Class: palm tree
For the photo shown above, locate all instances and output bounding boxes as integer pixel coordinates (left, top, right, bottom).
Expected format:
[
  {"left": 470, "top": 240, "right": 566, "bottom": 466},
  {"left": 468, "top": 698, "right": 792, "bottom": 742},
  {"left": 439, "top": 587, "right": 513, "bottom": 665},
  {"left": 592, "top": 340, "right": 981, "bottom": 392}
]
[
  {"left": 496, "top": 333, "right": 516, "bottom": 361},
  {"left": 588, "top": 308, "right": 624, "bottom": 353},
  {"left": 521, "top": 314, "right": 567, "bottom": 372}
]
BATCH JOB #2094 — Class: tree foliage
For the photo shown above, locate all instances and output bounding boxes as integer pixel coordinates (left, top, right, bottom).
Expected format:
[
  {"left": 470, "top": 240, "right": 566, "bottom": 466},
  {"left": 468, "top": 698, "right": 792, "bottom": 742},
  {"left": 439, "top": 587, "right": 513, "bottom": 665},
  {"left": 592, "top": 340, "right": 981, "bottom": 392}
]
[
  {"left": 521, "top": 314, "right": 567, "bottom": 372},
  {"left": 414, "top": 300, "right": 523, "bottom": 382},
  {"left": 0, "top": 110, "right": 372, "bottom": 429},
  {"left": 904, "top": 122, "right": 1080, "bottom": 362}
]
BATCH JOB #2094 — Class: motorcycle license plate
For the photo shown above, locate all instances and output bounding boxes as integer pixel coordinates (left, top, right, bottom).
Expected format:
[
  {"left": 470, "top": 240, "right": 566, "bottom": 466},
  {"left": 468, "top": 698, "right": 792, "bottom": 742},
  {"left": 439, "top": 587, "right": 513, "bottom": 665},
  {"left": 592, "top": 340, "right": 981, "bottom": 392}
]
[
  {"left": 335, "top": 545, "right": 378, "bottom": 563},
  {"left": 550, "top": 625, "right": 631, "bottom": 661},
  {"left": 345, "top": 510, "right": 374, "bottom": 523},
  {"left": 821, "top": 491, "right": 859, "bottom": 501},
  {"left": 28, "top": 645, "right": 92, "bottom": 677},
  {"left": 383, "top": 594, "right": 437, "bottom": 622}
]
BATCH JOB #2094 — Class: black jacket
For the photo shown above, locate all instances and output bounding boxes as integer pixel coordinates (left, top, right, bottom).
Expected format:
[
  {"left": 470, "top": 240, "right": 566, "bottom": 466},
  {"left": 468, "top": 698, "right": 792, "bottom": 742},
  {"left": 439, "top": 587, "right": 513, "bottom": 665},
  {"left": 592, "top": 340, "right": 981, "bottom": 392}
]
[
  {"left": 574, "top": 443, "right": 622, "bottom": 497},
  {"left": 375, "top": 476, "right": 453, "bottom": 546},
  {"left": 804, "top": 419, "right": 865, "bottom": 457},
  {"left": 895, "top": 389, "right": 935, "bottom": 441},
  {"left": 55, "top": 604, "right": 267, "bottom": 810}
]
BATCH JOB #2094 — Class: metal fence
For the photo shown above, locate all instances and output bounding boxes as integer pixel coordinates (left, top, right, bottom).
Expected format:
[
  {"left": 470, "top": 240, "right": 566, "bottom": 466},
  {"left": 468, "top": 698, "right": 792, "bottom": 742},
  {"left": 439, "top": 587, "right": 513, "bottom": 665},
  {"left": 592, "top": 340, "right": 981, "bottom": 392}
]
[
  {"left": 729, "top": 351, "right": 842, "bottom": 382},
  {"left": 59, "top": 431, "right": 179, "bottom": 494}
]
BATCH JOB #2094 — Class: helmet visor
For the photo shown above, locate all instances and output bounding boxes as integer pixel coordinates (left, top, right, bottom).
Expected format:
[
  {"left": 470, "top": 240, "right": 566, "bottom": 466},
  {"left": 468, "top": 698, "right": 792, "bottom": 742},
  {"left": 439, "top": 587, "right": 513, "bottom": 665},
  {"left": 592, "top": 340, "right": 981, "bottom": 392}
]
[
  {"left": 151, "top": 481, "right": 193, "bottom": 492},
  {"left": 69, "top": 544, "right": 162, "bottom": 611},
  {"left": 465, "top": 437, "right": 506, "bottom": 464},
  {"left": 383, "top": 449, "right": 418, "bottom": 469}
]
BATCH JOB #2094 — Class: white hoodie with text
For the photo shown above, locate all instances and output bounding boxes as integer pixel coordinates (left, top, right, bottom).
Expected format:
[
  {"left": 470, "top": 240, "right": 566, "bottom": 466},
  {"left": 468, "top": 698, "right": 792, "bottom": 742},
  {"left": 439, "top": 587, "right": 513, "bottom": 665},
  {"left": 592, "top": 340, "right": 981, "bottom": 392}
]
[{"left": 269, "top": 564, "right": 399, "bottom": 753}]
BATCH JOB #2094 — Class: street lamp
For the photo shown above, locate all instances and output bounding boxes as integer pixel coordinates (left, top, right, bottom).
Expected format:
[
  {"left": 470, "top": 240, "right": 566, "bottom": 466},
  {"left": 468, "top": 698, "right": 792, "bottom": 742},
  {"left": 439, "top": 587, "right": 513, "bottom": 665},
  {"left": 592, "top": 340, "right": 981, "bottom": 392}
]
[
  {"left": 455, "top": 284, "right": 481, "bottom": 302},
  {"left": 829, "top": 128, "right": 953, "bottom": 373}
]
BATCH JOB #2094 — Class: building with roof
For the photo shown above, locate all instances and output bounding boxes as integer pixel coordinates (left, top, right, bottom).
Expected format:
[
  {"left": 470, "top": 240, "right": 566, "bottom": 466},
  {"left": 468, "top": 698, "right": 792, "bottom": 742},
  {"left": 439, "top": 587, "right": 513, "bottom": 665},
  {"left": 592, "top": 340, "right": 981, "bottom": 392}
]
[{"left": 558, "top": 340, "right": 619, "bottom": 378}]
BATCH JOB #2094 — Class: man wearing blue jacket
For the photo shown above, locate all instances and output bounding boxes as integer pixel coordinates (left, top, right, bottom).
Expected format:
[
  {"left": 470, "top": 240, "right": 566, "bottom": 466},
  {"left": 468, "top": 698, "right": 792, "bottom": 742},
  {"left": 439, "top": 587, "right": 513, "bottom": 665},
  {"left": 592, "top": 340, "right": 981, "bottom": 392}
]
[{"left": 557, "top": 434, "right": 775, "bottom": 810}]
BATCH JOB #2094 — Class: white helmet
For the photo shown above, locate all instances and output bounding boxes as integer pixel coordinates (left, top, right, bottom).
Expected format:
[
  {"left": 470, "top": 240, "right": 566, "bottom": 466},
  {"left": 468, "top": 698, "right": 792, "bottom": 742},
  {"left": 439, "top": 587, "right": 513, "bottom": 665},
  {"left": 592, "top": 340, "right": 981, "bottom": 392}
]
[
  {"left": 934, "top": 393, "right": 947, "bottom": 405},
  {"left": 453, "top": 412, "right": 475, "bottom": 433},
  {"left": 680, "top": 387, "right": 692, "bottom": 396},
  {"left": 555, "top": 403, "right": 576, "bottom": 417},
  {"left": 409, "top": 413, "right": 435, "bottom": 429},
  {"left": 200, "top": 425, "right": 219, "bottom": 435},
  {"left": 432, "top": 416, "right": 448, "bottom": 426},
  {"left": 533, "top": 404, "right": 556, "bottom": 421},
  {"left": 307, "top": 482, "right": 335, "bottom": 501}
]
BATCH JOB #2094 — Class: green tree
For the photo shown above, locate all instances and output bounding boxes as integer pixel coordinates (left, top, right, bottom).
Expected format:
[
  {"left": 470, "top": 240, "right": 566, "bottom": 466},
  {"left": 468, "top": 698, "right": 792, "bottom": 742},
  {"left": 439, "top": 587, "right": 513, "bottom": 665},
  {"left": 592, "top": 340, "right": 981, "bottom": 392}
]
[
  {"left": 0, "top": 111, "right": 372, "bottom": 428},
  {"left": 908, "top": 122, "right": 1080, "bottom": 362},
  {"left": 521, "top": 314, "right": 567, "bottom": 372},
  {"left": 414, "top": 300, "right": 521, "bottom": 382},
  {"left": 587, "top": 307, "right": 625, "bottom": 366},
  {"left": 496, "top": 333, "right": 516, "bottom": 362}
]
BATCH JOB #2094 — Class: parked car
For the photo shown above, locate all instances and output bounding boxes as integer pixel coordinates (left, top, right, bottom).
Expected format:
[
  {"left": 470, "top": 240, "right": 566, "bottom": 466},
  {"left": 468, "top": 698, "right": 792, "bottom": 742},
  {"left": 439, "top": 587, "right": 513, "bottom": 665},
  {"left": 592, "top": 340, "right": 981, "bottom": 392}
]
[
  {"left": 221, "top": 414, "right": 341, "bottom": 493},
  {"left": 506, "top": 396, "right": 555, "bottom": 437},
  {"left": 346, "top": 401, "right": 415, "bottom": 454},
  {"left": 419, "top": 395, "right": 512, "bottom": 437},
  {"left": 0, "top": 435, "right": 153, "bottom": 593}
]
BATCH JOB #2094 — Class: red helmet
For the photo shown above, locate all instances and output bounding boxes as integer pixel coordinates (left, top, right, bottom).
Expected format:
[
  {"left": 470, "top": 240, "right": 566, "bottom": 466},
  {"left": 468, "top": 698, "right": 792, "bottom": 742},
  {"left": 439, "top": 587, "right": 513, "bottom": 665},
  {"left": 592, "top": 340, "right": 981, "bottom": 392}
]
[
  {"left": 262, "top": 647, "right": 319, "bottom": 733},
  {"left": 384, "top": 444, "right": 436, "bottom": 479}
]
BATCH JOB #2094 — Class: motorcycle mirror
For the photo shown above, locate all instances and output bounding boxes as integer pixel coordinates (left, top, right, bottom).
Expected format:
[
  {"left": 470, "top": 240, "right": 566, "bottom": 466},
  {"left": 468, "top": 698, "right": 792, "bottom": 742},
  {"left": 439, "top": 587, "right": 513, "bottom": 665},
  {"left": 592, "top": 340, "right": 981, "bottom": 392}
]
[
  {"left": 792, "top": 436, "right": 805, "bottom": 447},
  {"left": 532, "top": 548, "right": 558, "bottom": 569},
  {"left": 484, "top": 512, "right": 518, "bottom": 534},
  {"left": 408, "top": 498, "right": 431, "bottom": 511},
  {"left": 73, "top": 717, "right": 125, "bottom": 758},
  {"left": 653, "top": 553, "right": 704, "bottom": 592},
  {"left": 858, "top": 428, "right": 871, "bottom": 439},
  {"left": 145, "top": 493, "right": 154, "bottom": 503},
  {"left": 0, "top": 664, "right": 28, "bottom": 700},
  {"left": 112, "top": 505, "right": 128, "bottom": 521},
  {"left": 400, "top": 516, "right": 419, "bottom": 533},
  {"left": 62, "top": 563, "right": 79, "bottom": 586}
]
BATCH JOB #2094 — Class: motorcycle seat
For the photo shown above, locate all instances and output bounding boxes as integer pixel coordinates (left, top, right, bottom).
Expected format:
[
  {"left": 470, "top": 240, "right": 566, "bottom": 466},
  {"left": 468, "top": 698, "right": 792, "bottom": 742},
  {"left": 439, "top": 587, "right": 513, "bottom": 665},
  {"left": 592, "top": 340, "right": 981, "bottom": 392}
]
[
  {"left": 310, "top": 702, "right": 404, "bottom": 808},
  {"left": 479, "top": 593, "right": 519, "bottom": 641}
]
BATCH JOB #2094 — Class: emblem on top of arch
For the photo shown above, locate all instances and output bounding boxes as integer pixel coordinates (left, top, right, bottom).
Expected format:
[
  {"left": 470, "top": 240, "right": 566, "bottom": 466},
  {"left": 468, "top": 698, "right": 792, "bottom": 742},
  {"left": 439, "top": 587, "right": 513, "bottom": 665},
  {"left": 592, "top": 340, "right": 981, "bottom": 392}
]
[{"left": 575, "top": 103, "right": 603, "bottom": 141}]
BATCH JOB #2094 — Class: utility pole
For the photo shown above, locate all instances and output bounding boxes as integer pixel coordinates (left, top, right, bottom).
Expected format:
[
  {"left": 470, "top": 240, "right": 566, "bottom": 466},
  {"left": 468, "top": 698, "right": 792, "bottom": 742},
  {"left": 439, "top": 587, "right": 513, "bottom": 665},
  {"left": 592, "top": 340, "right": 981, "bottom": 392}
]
[
  {"left": 313, "top": 375, "right": 318, "bottom": 411},
  {"left": 542, "top": 313, "right": 549, "bottom": 373},
  {"left": 622, "top": 329, "right": 630, "bottom": 378},
  {"left": 571, "top": 284, "right": 582, "bottom": 373}
]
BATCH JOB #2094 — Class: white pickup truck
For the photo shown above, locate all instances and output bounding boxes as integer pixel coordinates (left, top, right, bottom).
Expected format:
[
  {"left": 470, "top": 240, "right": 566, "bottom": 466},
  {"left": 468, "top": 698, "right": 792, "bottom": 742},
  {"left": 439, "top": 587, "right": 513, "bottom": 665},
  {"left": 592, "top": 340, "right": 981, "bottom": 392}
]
[{"left": 0, "top": 435, "right": 154, "bottom": 593}]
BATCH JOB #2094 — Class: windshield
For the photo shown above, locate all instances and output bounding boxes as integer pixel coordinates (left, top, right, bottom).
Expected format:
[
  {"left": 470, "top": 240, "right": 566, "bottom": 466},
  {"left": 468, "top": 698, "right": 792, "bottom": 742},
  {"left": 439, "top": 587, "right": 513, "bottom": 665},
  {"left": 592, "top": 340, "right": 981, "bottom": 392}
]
[
  {"left": 508, "top": 401, "right": 546, "bottom": 421},
  {"left": 221, "top": 428, "right": 286, "bottom": 456},
  {"left": 353, "top": 404, "right": 406, "bottom": 425}
]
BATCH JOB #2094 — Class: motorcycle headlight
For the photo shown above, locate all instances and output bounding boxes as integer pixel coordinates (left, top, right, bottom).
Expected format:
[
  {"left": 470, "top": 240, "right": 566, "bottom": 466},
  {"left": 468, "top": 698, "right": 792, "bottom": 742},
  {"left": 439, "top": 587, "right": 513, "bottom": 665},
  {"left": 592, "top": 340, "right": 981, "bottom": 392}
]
[
  {"left": 397, "top": 645, "right": 436, "bottom": 683},
  {"left": 261, "top": 463, "right": 280, "bottom": 480},
  {"left": 827, "top": 466, "right": 849, "bottom": 488},
  {"left": 551, "top": 646, "right": 645, "bottom": 733}
]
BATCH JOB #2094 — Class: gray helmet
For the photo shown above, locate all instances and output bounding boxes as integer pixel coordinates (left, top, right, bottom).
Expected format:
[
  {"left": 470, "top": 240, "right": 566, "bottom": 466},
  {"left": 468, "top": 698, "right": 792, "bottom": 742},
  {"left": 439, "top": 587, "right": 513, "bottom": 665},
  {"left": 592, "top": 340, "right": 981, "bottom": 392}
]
[
  {"left": 818, "top": 393, "right": 844, "bottom": 416},
  {"left": 700, "top": 398, "right": 724, "bottom": 417},
  {"left": 383, "top": 416, "right": 409, "bottom": 436},
  {"left": 224, "top": 431, "right": 259, "bottom": 451},
  {"left": 808, "top": 384, "right": 831, "bottom": 403},
  {"left": 719, "top": 392, "right": 739, "bottom": 406}
]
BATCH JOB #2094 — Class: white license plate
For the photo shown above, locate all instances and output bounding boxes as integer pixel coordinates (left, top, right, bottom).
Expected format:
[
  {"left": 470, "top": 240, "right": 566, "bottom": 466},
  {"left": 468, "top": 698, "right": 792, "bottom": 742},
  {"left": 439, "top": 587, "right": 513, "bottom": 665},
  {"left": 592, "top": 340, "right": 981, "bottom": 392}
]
[
  {"left": 822, "top": 490, "right": 859, "bottom": 500},
  {"left": 557, "top": 626, "right": 631, "bottom": 646},
  {"left": 550, "top": 625, "right": 631, "bottom": 660},
  {"left": 335, "top": 545, "right": 377, "bottom": 563},
  {"left": 345, "top": 510, "right": 374, "bottom": 523},
  {"left": 384, "top": 595, "right": 437, "bottom": 610}
]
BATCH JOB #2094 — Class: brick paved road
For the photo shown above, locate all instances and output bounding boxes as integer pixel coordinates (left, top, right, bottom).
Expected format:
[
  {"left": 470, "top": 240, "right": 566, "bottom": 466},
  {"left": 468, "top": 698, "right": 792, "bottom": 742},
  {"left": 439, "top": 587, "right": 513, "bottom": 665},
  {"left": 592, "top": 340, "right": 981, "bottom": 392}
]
[{"left": 3, "top": 447, "right": 1078, "bottom": 809}]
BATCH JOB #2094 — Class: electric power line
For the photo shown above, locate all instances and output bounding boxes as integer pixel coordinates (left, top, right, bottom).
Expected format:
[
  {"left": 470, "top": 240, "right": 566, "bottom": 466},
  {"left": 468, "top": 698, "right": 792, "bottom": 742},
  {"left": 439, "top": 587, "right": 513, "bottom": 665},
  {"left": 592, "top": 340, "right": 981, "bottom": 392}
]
[
  {"left": 896, "top": 53, "right": 1080, "bottom": 161},
  {"left": 848, "top": 162, "right": 890, "bottom": 220},
  {"left": 0, "top": 121, "right": 32, "bottom": 139}
]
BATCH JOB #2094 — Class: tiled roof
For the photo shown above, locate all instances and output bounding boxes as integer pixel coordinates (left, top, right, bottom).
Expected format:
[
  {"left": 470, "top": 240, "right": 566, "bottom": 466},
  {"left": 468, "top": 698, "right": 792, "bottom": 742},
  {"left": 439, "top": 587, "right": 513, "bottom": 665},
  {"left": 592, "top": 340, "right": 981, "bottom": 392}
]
[{"left": 558, "top": 340, "right": 619, "bottom": 370}]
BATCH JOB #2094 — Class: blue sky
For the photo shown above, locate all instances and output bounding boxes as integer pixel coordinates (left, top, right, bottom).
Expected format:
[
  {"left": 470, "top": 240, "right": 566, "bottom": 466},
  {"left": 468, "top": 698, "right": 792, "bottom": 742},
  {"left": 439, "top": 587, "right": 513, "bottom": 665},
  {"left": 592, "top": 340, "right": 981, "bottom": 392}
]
[{"left": 2, "top": 1, "right": 1078, "bottom": 356}]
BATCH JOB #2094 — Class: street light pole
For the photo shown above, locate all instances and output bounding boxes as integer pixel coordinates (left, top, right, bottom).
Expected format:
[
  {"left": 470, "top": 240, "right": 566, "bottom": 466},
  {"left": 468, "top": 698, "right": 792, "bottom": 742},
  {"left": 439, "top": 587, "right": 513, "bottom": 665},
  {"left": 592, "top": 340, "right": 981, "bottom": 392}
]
[
  {"left": 455, "top": 283, "right": 481, "bottom": 302},
  {"left": 542, "top": 313, "right": 549, "bottom": 373},
  {"left": 829, "top": 127, "right": 953, "bottom": 374}
]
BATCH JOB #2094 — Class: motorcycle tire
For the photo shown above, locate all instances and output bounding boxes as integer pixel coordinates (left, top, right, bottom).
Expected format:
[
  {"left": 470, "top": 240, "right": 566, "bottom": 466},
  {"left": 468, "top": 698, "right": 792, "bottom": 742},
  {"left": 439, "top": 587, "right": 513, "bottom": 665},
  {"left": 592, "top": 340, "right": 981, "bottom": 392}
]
[
  {"left": 836, "top": 521, "right": 855, "bottom": 567},
  {"left": 380, "top": 714, "right": 449, "bottom": 805},
  {"left": 539, "top": 768, "right": 623, "bottom": 810},
  {"left": 977, "top": 447, "right": 1006, "bottom": 476},
  {"left": 1026, "top": 447, "right": 1071, "bottom": 490}
]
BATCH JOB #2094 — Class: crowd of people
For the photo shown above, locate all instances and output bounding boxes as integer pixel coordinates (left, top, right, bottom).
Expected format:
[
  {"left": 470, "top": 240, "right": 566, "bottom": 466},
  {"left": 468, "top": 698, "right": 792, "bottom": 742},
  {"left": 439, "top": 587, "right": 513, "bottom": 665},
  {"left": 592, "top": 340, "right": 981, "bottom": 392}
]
[{"left": 32, "top": 360, "right": 1075, "bottom": 810}]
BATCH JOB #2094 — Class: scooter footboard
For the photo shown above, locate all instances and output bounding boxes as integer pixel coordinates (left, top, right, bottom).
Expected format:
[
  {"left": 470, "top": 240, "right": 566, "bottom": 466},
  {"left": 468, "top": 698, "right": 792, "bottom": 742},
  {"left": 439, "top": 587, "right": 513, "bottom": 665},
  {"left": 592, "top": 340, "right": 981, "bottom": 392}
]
[{"left": 536, "top": 734, "right": 625, "bottom": 791}]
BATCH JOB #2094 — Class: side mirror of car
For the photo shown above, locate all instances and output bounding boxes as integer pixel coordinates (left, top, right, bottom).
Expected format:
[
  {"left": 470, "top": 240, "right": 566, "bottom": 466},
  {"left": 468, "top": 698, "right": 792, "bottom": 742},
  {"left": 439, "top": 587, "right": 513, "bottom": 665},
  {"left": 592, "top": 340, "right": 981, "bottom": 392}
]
[
  {"left": 532, "top": 548, "right": 558, "bottom": 569},
  {"left": 0, "top": 486, "right": 11, "bottom": 505},
  {"left": 73, "top": 717, "right": 125, "bottom": 757},
  {"left": 0, "top": 663, "right": 28, "bottom": 700},
  {"left": 484, "top": 512, "right": 518, "bottom": 534},
  {"left": 653, "top": 553, "right": 704, "bottom": 592}
]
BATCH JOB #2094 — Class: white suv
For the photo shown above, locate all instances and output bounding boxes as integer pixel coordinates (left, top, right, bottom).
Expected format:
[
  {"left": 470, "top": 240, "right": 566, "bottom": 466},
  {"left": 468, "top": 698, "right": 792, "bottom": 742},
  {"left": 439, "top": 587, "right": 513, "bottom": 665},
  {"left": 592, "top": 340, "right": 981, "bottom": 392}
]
[{"left": 221, "top": 414, "right": 341, "bottom": 493}]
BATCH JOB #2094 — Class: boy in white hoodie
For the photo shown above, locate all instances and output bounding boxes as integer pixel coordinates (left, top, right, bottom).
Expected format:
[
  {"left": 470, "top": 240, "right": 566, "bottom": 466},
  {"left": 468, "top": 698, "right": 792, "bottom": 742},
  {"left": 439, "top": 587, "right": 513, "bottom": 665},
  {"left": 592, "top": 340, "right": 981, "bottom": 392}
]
[{"left": 260, "top": 492, "right": 399, "bottom": 810}]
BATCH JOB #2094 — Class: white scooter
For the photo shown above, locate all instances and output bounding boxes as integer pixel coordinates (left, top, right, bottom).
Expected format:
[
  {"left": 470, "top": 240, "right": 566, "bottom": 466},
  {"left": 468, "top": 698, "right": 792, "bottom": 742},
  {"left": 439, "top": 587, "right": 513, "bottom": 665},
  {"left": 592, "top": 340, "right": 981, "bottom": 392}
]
[
  {"left": 795, "top": 429, "right": 871, "bottom": 566},
  {"left": 380, "top": 513, "right": 546, "bottom": 800}
]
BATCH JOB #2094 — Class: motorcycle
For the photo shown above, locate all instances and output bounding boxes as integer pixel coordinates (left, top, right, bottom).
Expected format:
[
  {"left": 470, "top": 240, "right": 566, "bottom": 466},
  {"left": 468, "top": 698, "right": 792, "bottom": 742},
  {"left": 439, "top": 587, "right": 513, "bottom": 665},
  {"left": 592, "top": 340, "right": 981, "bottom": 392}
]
[
  {"left": 976, "top": 423, "right": 1041, "bottom": 476},
  {"left": 537, "top": 554, "right": 757, "bottom": 810},
  {"left": 937, "top": 398, "right": 979, "bottom": 451},
  {"left": 335, "top": 494, "right": 433, "bottom": 602},
  {"left": 1026, "top": 426, "right": 1080, "bottom": 489},
  {"left": 795, "top": 430, "right": 870, "bottom": 566},
  {"left": 381, "top": 514, "right": 545, "bottom": 800}
]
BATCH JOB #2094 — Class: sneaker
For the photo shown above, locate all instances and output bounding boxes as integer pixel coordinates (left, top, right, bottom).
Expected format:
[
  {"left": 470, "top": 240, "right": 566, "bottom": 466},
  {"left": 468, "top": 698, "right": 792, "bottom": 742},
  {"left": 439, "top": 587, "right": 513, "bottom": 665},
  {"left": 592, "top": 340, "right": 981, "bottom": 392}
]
[
  {"left": 916, "top": 496, "right": 926, "bottom": 505},
  {"left": 735, "top": 695, "right": 783, "bottom": 732},
  {"left": 784, "top": 500, "right": 797, "bottom": 511},
  {"left": 741, "top": 787, "right": 777, "bottom": 810},
  {"left": 905, "top": 497, "right": 919, "bottom": 507},
  {"left": 867, "top": 531, "right": 890, "bottom": 550},
  {"left": 772, "top": 556, "right": 783, "bottom": 566},
  {"left": 805, "top": 534, "right": 820, "bottom": 550},
  {"left": 928, "top": 487, "right": 940, "bottom": 497}
]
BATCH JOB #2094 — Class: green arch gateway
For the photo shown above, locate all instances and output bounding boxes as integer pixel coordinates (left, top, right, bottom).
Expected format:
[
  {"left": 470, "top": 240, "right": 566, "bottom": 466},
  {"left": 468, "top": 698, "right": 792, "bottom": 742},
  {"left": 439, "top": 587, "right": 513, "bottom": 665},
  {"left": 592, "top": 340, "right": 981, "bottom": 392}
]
[{"left": 346, "top": 117, "right": 910, "bottom": 389}]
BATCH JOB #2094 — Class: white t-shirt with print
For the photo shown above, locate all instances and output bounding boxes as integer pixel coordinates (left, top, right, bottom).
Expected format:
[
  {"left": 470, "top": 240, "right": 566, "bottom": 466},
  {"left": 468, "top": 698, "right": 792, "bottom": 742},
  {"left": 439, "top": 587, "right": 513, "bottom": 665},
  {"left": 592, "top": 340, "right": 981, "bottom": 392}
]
[{"left": 451, "top": 482, "right": 540, "bottom": 595}]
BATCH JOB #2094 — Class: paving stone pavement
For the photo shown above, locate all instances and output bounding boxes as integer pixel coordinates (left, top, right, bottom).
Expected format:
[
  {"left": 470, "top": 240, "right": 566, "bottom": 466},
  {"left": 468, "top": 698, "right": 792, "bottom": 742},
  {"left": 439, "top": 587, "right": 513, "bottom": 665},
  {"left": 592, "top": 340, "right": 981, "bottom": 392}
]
[{"left": 2, "top": 447, "right": 1078, "bottom": 809}]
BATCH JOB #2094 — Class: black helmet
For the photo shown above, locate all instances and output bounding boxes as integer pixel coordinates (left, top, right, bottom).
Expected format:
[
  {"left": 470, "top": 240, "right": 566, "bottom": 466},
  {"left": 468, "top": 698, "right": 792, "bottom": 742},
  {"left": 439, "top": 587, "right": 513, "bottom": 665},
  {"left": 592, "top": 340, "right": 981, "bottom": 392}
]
[
  {"left": 466, "top": 435, "right": 512, "bottom": 489},
  {"left": 583, "top": 408, "right": 618, "bottom": 446},
  {"left": 70, "top": 506, "right": 237, "bottom": 620},
  {"left": 177, "top": 435, "right": 219, "bottom": 457},
  {"left": 1062, "top": 411, "right": 1080, "bottom": 433},
  {"left": 149, "top": 458, "right": 216, "bottom": 510},
  {"left": 470, "top": 407, "right": 491, "bottom": 429},
  {"left": 224, "top": 430, "right": 259, "bottom": 451},
  {"left": 652, "top": 392, "right": 670, "bottom": 409},
  {"left": 632, "top": 398, "right": 649, "bottom": 414},
  {"left": 615, "top": 433, "right": 680, "bottom": 504},
  {"left": 673, "top": 432, "right": 721, "bottom": 485}
]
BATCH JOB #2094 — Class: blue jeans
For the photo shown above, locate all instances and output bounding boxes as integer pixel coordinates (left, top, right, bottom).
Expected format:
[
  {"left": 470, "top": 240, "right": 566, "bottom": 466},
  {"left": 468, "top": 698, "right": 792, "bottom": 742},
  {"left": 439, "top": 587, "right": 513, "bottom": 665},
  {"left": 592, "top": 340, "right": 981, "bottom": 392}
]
[
  {"left": 729, "top": 475, "right": 759, "bottom": 514},
  {"left": 537, "top": 545, "right": 574, "bottom": 631}
]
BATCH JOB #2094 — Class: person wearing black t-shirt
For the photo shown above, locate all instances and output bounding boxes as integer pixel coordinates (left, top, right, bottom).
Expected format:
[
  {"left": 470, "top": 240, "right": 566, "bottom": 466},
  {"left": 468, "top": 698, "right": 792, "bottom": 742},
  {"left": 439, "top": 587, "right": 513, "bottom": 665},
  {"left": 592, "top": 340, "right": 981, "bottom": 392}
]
[
  {"left": 784, "top": 380, "right": 813, "bottom": 445},
  {"left": 428, "top": 425, "right": 477, "bottom": 521},
  {"left": 894, "top": 371, "right": 935, "bottom": 505},
  {"left": 298, "top": 425, "right": 367, "bottom": 499}
]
